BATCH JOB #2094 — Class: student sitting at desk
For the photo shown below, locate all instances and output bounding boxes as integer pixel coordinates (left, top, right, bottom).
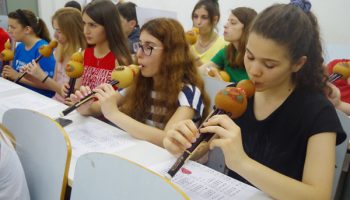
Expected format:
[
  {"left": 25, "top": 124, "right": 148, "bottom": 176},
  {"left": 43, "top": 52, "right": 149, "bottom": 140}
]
[
  {"left": 20, "top": 8, "right": 87, "bottom": 104},
  {"left": 71, "top": 18, "right": 210, "bottom": 148},
  {"left": 68, "top": 0, "right": 132, "bottom": 92},
  {"left": 164, "top": 1, "right": 346, "bottom": 199},
  {"left": 190, "top": 0, "right": 226, "bottom": 66},
  {"left": 2, "top": 9, "right": 56, "bottom": 98}
]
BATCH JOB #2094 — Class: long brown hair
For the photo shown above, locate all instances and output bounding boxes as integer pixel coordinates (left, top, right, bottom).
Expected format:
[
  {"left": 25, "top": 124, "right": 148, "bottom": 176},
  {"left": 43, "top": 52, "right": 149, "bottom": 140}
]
[
  {"left": 83, "top": 0, "right": 132, "bottom": 65},
  {"left": 122, "top": 18, "right": 210, "bottom": 127},
  {"left": 8, "top": 9, "right": 51, "bottom": 42},
  {"left": 226, "top": 7, "right": 257, "bottom": 68},
  {"left": 52, "top": 8, "right": 87, "bottom": 62},
  {"left": 250, "top": 3, "right": 326, "bottom": 92}
]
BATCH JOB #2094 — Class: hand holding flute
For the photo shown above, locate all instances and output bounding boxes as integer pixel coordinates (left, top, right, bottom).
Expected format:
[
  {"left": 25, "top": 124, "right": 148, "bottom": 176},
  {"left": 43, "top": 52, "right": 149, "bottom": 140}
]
[
  {"left": 65, "top": 48, "right": 84, "bottom": 98},
  {"left": 60, "top": 64, "right": 140, "bottom": 116},
  {"left": 329, "top": 61, "right": 350, "bottom": 83},
  {"left": 164, "top": 79, "right": 255, "bottom": 178},
  {"left": 14, "top": 40, "right": 58, "bottom": 83},
  {"left": 1, "top": 39, "right": 14, "bottom": 77}
]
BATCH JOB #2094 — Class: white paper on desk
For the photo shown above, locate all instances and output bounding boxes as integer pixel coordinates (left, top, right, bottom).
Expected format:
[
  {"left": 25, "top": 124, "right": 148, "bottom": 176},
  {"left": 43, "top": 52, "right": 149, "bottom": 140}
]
[
  {"left": 149, "top": 160, "right": 271, "bottom": 200},
  {"left": 0, "top": 93, "right": 59, "bottom": 112},
  {"left": 66, "top": 122, "right": 137, "bottom": 161},
  {"left": 136, "top": 7, "right": 177, "bottom": 27},
  {"left": 0, "top": 78, "right": 22, "bottom": 92}
]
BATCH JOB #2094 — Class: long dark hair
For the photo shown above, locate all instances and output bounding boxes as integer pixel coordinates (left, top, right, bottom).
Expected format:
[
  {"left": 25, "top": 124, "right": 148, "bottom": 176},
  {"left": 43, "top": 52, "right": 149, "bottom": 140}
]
[
  {"left": 8, "top": 9, "right": 51, "bottom": 42},
  {"left": 250, "top": 3, "right": 325, "bottom": 92},
  {"left": 83, "top": 0, "right": 132, "bottom": 65},
  {"left": 226, "top": 7, "right": 257, "bottom": 68}
]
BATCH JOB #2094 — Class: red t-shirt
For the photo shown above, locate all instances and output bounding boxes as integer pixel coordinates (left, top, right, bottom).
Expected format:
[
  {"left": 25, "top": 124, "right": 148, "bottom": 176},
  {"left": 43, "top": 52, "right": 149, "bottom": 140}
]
[
  {"left": 82, "top": 47, "right": 116, "bottom": 89},
  {"left": 328, "top": 59, "right": 350, "bottom": 103},
  {"left": 0, "top": 28, "right": 10, "bottom": 52}
]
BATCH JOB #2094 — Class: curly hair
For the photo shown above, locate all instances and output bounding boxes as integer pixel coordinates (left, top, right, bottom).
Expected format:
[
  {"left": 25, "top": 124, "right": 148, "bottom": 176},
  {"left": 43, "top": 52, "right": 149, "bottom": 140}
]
[
  {"left": 250, "top": 3, "right": 326, "bottom": 93},
  {"left": 121, "top": 18, "right": 210, "bottom": 128}
]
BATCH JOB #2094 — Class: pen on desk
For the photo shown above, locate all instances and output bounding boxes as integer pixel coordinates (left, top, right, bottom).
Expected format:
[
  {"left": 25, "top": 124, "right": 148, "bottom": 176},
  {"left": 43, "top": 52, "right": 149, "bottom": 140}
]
[{"left": 166, "top": 80, "right": 255, "bottom": 179}]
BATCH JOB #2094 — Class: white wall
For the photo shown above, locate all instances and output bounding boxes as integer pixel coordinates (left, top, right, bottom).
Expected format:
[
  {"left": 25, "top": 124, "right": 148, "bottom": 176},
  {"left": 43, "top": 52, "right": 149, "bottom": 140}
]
[{"left": 37, "top": 0, "right": 350, "bottom": 61}]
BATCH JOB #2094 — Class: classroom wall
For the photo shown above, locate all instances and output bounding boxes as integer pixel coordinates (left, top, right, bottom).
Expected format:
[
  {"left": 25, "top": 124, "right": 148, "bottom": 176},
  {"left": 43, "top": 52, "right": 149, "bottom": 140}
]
[
  {"left": 7, "top": 0, "right": 38, "bottom": 15},
  {"left": 36, "top": 0, "right": 350, "bottom": 62}
]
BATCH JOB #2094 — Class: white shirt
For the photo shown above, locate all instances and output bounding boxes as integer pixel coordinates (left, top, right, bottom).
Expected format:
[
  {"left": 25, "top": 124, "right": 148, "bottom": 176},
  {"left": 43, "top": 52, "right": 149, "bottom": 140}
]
[{"left": 0, "top": 131, "right": 30, "bottom": 200}]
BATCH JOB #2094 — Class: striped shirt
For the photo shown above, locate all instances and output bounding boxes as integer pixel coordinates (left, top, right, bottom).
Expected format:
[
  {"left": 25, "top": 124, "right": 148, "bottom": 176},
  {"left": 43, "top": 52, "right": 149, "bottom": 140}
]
[
  {"left": 121, "top": 84, "right": 204, "bottom": 129},
  {"left": 146, "top": 84, "right": 204, "bottom": 128}
]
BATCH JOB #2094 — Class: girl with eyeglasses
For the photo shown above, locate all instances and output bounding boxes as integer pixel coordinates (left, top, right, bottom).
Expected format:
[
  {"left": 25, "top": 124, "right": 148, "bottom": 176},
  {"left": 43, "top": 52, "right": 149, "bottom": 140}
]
[
  {"left": 71, "top": 18, "right": 210, "bottom": 147},
  {"left": 2, "top": 9, "right": 56, "bottom": 98},
  {"left": 62, "top": 0, "right": 132, "bottom": 97}
]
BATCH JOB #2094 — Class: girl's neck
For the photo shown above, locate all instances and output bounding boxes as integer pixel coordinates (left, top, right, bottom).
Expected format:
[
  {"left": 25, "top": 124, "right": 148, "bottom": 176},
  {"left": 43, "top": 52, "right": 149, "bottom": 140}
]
[
  {"left": 256, "top": 80, "right": 295, "bottom": 102},
  {"left": 232, "top": 41, "right": 239, "bottom": 50},
  {"left": 94, "top": 40, "right": 110, "bottom": 58},
  {"left": 22, "top": 36, "right": 40, "bottom": 50},
  {"left": 198, "top": 31, "right": 217, "bottom": 46},
  {"left": 254, "top": 80, "right": 295, "bottom": 120}
]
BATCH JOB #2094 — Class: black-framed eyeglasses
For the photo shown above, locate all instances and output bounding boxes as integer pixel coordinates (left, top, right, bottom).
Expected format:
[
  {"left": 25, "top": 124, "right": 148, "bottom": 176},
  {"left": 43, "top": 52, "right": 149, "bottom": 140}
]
[{"left": 133, "top": 42, "right": 163, "bottom": 56}]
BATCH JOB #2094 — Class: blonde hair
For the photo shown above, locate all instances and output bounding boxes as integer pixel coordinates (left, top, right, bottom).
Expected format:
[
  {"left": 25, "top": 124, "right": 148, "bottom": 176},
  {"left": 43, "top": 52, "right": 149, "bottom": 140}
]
[{"left": 52, "top": 7, "right": 87, "bottom": 62}]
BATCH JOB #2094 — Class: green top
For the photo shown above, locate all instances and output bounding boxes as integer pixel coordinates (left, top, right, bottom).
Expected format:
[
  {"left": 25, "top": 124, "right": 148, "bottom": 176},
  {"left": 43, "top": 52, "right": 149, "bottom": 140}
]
[{"left": 211, "top": 46, "right": 248, "bottom": 83}]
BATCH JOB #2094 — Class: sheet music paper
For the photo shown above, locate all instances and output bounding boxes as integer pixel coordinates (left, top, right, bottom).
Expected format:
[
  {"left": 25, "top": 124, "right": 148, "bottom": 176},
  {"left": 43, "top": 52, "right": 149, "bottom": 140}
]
[
  {"left": 149, "top": 160, "right": 271, "bottom": 200},
  {"left": 65, "top": 121, "right": 138, "bottom": 163}
]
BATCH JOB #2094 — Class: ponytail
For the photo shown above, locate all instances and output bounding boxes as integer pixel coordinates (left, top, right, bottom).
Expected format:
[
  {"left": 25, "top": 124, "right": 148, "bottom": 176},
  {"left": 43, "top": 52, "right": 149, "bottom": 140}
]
[
  {"left": 36, "top": 18, "right": 51, "bottom": 42},
  {"left": 8, "top": 9, "right": 51, "bottom": 42}
]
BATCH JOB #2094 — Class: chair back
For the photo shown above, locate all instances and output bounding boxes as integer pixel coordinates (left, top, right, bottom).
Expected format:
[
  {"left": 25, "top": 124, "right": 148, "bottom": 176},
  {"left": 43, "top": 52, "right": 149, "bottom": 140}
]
[
  {"left": 70, "top": 152, "right": 188, "bottom": 200},
  {"left": 2, "top": 108, "right": 71, "bottom": 200}
]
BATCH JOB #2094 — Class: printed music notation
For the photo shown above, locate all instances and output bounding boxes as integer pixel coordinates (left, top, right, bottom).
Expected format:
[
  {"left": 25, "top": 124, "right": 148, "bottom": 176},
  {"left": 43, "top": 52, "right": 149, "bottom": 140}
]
[{"left": 150, "top": 160, "right": 271, "bottom": 200}]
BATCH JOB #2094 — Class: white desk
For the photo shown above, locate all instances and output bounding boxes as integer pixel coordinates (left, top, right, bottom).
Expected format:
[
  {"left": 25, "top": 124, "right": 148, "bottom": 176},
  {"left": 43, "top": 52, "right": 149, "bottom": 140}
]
[{"left": 0, "top": 77, "right": 270, "bottom": 200}]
